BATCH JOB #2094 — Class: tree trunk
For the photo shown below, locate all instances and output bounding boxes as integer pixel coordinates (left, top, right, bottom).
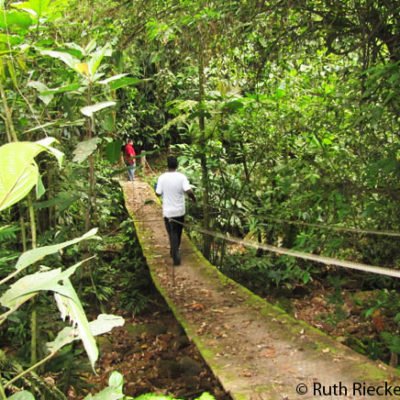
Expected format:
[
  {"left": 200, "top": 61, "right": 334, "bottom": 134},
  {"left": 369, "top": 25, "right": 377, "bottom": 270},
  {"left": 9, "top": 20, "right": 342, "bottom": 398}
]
[{"left": 198, "top": 40, "right": 211, "bottom": 259}]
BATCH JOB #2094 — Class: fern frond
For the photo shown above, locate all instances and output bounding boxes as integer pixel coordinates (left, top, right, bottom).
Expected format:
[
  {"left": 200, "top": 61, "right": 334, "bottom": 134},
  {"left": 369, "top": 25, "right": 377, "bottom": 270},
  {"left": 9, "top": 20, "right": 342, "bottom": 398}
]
[{"left": 0, "top": 225, "right": 19, "bottom": 242}]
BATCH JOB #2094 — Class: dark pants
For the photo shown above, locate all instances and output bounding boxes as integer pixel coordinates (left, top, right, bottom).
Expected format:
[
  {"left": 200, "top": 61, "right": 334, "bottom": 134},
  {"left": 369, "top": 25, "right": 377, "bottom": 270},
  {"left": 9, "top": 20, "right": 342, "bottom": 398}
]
[{"left": 164, "top": 216, "right": 184, "bottom": 265}]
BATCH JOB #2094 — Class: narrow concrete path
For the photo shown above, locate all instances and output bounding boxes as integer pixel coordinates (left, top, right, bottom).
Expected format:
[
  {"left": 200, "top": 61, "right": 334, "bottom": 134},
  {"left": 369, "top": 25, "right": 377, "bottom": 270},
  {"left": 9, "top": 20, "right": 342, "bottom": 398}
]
[{"left": 122, "top": 180, "right": 400, "bottom": 400}]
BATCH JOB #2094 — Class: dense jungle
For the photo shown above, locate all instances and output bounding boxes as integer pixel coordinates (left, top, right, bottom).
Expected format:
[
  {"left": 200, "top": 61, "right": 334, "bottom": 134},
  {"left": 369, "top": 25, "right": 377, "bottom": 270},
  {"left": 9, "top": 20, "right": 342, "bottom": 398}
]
[{"left": 1, "top": 0, "right": 400, "bottom": 399}]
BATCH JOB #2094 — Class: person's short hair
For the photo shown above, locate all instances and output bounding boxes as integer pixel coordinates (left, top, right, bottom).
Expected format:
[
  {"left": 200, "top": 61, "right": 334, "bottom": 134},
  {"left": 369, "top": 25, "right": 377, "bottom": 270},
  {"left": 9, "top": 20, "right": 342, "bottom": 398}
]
[
  {"left": 128, "top": 138, "right": 133, "bottom": 143},
  {"left": 167, "top": 156, "right": 178, "bottom": 170}
]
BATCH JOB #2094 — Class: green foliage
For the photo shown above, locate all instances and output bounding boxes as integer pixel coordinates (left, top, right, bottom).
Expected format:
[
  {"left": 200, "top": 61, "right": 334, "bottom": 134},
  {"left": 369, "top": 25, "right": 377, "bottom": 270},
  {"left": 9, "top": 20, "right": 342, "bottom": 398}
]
[
  {"left": 72, "top": 138, "right": 102, "bottom": 163},
  {"left": 83, "top": 371, "right": 124, "bottom": 400},
  {"left": 105, "top": 140, "right": 123, "bottom": 163},
  {"left": 1, "top": 0, "right": 400, "bottom": 394},
  {"left": 0, "top": 138, "right": 124, "bottom": 396},
  {"left": 0, "top": 138, "right": 63, "bottom": 211},
  {"left": 80, "top": 371, "right": 216, "bottom": 400},
  {"left": 92, "top": 181, "right": 152, "bottom": 314},
  {"left": 381, "top": 332, "right": 400, "bottom": 355},
  {"left": 220, "top": 251, "right": 313, "bottom": 294},
  {"left": 80, "top": 102, "right": 116, "bottom": 118},
  {"left": 0, "top": 10, "right": 32, "bottom": 31},
  {"left": 134, "top": 393, "right": 215, "bottom": 400},
  {"left": 7, "top": 391, "right": 35, "bottom": 400},
  {"left": 0, "top": 225, "right": 18, "bottom": 242},
  {"left": 13, "top": 228, "right": 99, "bottom": 273}
]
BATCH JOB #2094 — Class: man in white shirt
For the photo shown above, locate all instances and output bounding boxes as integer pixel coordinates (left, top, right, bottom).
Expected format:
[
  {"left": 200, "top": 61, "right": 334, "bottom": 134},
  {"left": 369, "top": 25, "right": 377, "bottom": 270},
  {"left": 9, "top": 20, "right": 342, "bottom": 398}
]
[{"left": 156, "top": 156, "right": 196, "bottom": 266}]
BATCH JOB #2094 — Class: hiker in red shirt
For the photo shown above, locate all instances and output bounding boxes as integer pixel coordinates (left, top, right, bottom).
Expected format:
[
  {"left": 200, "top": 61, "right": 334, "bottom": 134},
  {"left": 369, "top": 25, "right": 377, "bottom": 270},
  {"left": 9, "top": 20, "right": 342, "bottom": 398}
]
[{"left": 124, "top": 139, "right": 136, "bottom": 181}]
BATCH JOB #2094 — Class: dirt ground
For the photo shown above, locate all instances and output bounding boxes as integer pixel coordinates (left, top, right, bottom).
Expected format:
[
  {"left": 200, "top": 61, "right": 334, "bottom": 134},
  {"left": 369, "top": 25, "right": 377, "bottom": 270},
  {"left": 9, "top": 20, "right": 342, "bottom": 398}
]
[{"left": 74, "top": 293, "right": 230, "bottom": 399}]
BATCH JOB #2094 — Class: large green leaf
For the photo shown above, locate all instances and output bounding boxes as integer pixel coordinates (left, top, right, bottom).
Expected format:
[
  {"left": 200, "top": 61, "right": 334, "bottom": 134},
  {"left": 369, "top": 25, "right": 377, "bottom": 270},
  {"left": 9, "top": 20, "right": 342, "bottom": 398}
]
[
  {"left": 12, "top": 0, "right": 51, "bottom": 18},
  {"left": 48, "top": 304, "right": 124, "bottom": 371},
  {"left": 0, "top": 261, "right": 85, "bottom": 310},
  {"left": 41, "top": 49, "right": 80, "bottom": 71},
  {"left": 0, "top": 138, "right": 64, "bottom": 212},
  {"left": 1, "top": 259, "right": 98, "bottom": 366},
  {"left": 0, "top": 10, "right": 32, "bottom": 31},
  {"left": 24, "top": 121, "right": 57, "bottom": 133},
  {"left": 109, "top": 76, "right": 141, "bottom": 91},
  {"left": 196, "top": 394, "right": 215, "bottom": 400},
  {"left": 89, "top": 314, "right": 125, "bottom": 336},
  {"left": 98, "top": 73, "right": 127, "bottom": 84},
  {"left": 0, "top": 224, "right": 19, "bottom": 242},
  {"left": 105, "top": 140, "right": 123, "bottom": 163},
  {"left": 7, "top": 391, "right": 35, "bottom": 400},
  {"left": 0, "top": 33, "right": 23, "bottom": 45},
  {"left": 84, "top": 371, "right": 124, "bottom": 400},
  {"left": 53, "top": 277, "right": 97, "bottom": 368},
  {"left": 80, "top": 101, "right": 116, "bottom": 117},
  {"left": 27, "top": 80, "right": 54, "bottom": 105},
  {"left": 99, "top": 74, "right": 141, "bottom": 90},
  {"left": 88, "top": 44, "right": 111, "bottom": 77},
  {"left": 221, "top": 99, "right": 244, "bottom": 112},
  {"left": 47, "top": 314, "right": 124, "bottom": 354},
  {"left": 73, "top": 137, "right": 101, "bottom": 163},
  {"left": 28, "top": 81, "right": 82, "bottom": 104},
  {"left": 15, "top": 227, "right": 99, "bottom": 272},
  {"left": 40, "top": 82, "right": 82, "bottom": 95},
  {"left": 36, "top": 175, "right": 45, "bottom": 199}
]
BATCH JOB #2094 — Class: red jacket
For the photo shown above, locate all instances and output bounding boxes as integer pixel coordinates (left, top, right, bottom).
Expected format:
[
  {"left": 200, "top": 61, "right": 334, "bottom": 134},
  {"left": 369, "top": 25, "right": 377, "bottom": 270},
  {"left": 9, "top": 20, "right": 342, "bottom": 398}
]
[{"left": 124, "top": 143, "right": 136, "bottom": 165}]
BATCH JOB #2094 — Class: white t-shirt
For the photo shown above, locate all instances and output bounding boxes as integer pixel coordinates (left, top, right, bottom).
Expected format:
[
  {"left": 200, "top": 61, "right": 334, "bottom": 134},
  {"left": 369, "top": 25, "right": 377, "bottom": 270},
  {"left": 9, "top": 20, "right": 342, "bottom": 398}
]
[{"left": 156, "top": 171, "right": 191, "bottom": 218}]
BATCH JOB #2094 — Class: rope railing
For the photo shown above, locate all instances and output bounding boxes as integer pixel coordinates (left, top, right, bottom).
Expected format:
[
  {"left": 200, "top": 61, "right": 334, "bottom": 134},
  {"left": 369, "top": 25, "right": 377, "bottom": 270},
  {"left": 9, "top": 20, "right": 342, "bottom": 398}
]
[
  {"left": 168, "top": 218, "right": 400, "bottom": 280},
  {"left": 130, "top": 189, "right": 400, "bottom": 279}
]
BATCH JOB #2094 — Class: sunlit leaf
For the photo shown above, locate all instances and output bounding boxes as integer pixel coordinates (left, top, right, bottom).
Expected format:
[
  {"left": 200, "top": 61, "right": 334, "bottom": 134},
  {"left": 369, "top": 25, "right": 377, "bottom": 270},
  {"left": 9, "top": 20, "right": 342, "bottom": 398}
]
[
  {"left": 84, "top": 39, "right": 97, "bottom": 54},
  {"left": 1, "top": 261, "right": 83, "bottom": 310},
  {"left": 0, "top": 10, "right": 32, "bottom": 30},
  {"left": 88, "top": 44, "right": 111, "bottom": 77},
  {"left": 15, "top": 228, "right": 99, "bottom": 271},
  {"left": 0, "top": 138, "right": 63, "bottom": 212},
  {"left": 99, "top": 74, "right": 141, "bottom": 90},
  {"left": 109, "top": 76, "right": 141, "bottom": 90},
  {"left": 24, "top": 121, "right": 57, "bottom": 133},
  {"left": 64, "top": 42, "right": 84, "bottom": 57},
  {"left": 80, "top": 101, "right": 116, "bottom": 117},
  {"left": 12, "top": 0, "right": 51, "bottom": 18},
  {"left": 73, "top": 137, "right": 101, "bottom": 163},
  {"left": 47, "top": 314, "right": 124, "bottom": 354},
  {"left": 36, "top": 175, "right": 45, "bottom": 199},
  {"left": 7, "top": 391, "right": 35, "bottom": 400},
  {"left": 41, "top": 49, "right": 80, "bottom": 70},
  {"left": 108, "top": 371, "right": 124, "bottom": 390},
  {"left": 196, "top": 394, "right": 216, "bottom": 400},
  {"left": 83, "top": 370, "right": 124, "bottom": 399},
  {"left": 75, "top": 62, "right": 89, "bottom": 76},
  {"left": 98, "top": 73, "right": 127, "bottom": 84},
  {"left": 53, "top": 277, "right": 98, "bottom": 368},
  {"left": 0, "top": 33, "right": 23, "bottom": 45},
  {"left": 89, "top": 314, "right": 124, "bottom": 336},
  {"left": 46, "top": 326, "right": 76, "bottom": 353},
  {"left": 40, "top": 82, "right": 82, "bottom": 95}
]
